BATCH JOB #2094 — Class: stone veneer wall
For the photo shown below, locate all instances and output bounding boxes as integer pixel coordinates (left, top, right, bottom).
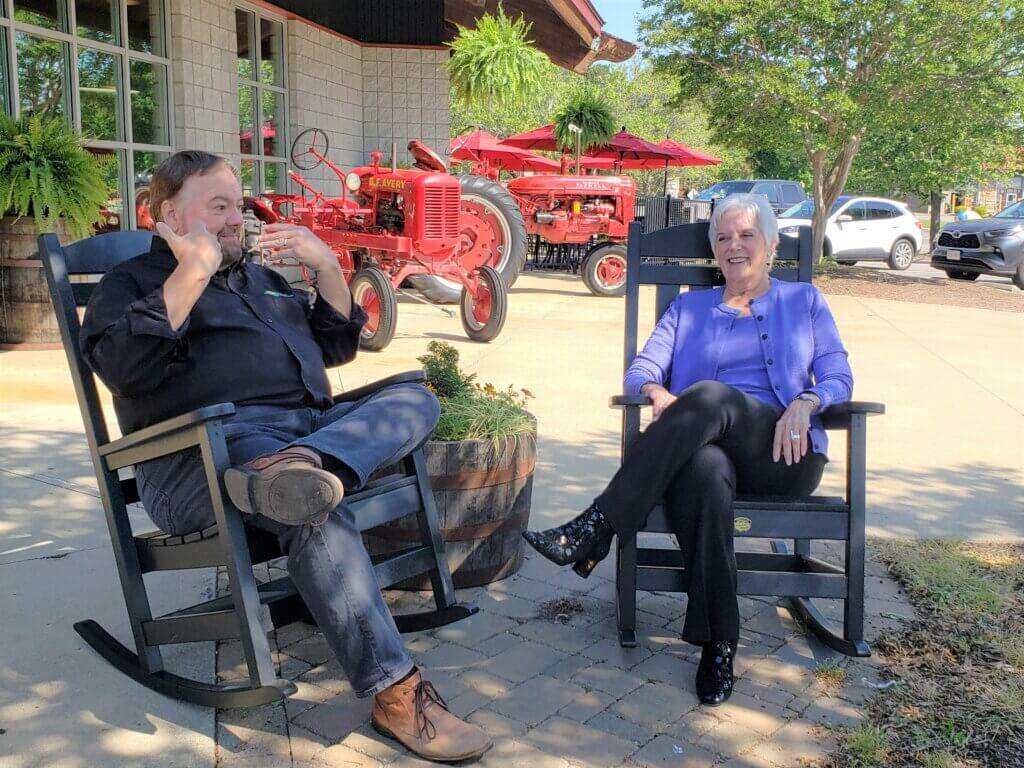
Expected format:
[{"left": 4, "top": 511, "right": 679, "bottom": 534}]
[
  {"left": 361, "top": 47, "right": 451, "bottom": 167},
  {"left": 166, "top": 2, "right": 451, "bottom": 184},
  {"left": 285, "top": 21, "right": 364, "bottom": 196},
  {"left": 167, "top": 0, "right": 239, "bottom": 156}
]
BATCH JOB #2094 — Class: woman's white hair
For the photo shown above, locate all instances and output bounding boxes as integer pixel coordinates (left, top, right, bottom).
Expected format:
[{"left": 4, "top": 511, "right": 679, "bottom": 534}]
[{"left": 708, "top": 193, "right": 779, "bottom": 257}]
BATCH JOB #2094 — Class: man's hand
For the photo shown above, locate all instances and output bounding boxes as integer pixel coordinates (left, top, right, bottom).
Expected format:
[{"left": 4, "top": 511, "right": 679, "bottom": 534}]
[
  {"left": 773, "top": 397, "right": 816, "bottom": 465},
  {"left": 259, "top": 223, "right": 337, "bottom": 272},
  {"left": 156, "top": 220, "right": 222, "bottom": 281},
  {"left": 641, "top": 383, "right": 677, "bottom": 420}
]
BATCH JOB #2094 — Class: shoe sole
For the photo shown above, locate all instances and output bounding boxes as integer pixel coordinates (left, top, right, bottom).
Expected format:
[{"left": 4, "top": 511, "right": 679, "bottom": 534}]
[
  {"left": 371, "top": 719, "right": 493, "bottom": 763},
  {"left": 224, "top": 466, "right": 342, "bottom": 526}
]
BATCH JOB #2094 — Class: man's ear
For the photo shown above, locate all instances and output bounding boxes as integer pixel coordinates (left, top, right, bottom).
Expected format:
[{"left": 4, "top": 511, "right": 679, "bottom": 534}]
[{"left": 160, "top": 199, "right": 180, "bottom": 233}]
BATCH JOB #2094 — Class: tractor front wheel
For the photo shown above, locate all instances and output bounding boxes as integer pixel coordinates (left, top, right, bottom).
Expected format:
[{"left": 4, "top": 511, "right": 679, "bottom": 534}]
[
  {"left": 460, "top": 265, "right": 507, "bottom": 343},
  {"left": 350, "top": 267, "right": 397, "bottom": 351},
  {"left": 581, "top": 243, "right": 628, "bottom": 297}
]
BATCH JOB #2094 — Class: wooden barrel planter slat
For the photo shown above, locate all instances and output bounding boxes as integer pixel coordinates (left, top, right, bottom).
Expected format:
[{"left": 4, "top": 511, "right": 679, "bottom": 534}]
[
  {"left": 0, "top": 217, "right": 65, "bottom": 349},
  {"left": 363, "top": 427, "right": 536, "bottom": 589}
]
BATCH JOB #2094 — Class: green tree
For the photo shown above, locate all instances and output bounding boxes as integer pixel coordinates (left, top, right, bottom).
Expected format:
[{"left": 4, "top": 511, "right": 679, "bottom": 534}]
[
  {"left": 447, "top": 7, "right": 550, "bottom": 110},
  {"left": 847, "top": 91, "right": 1023, "bottom": 247},
  {"left": 642, "top": 0, "right": 1024, "bottom": 261}
]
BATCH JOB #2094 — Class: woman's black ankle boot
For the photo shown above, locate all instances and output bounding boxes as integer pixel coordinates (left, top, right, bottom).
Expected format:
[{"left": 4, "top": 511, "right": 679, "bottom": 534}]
[
  {"left": 522, "top": 504, "right": 614, "bottom": 578},
  {"left": 695, "top": 640, "right": 737, "bottom": 706}
]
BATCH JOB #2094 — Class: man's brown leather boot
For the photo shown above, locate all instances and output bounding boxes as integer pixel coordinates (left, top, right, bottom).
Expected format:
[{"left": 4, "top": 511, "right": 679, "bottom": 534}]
[
  {"left": 372, "top": 669, "right": 492, "bottom": 763},
  {"left": 224, "top": 446, "right": 343, "bottom": 526}
]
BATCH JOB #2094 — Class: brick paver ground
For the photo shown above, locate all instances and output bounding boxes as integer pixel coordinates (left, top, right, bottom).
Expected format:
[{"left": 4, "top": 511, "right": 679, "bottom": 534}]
[{"left": 214, "top": 541, "right": 909, "bottom": 767}]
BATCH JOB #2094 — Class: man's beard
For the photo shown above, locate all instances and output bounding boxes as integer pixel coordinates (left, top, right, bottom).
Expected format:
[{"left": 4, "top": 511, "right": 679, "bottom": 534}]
[{"left": 217, "top": 230, "right": 244, "bottom": 271}]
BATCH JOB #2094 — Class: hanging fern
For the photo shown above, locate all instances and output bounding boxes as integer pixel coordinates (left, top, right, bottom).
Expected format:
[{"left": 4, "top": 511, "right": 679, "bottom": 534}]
[
  {"left": 447, "top": 6, "right": 550, "bottom": 109},
  {"left": 553, "top": 88, "right": 616, "bottom": 152},
  {"left": 0, "top": 114, "right": 110, "bottom": 239}
]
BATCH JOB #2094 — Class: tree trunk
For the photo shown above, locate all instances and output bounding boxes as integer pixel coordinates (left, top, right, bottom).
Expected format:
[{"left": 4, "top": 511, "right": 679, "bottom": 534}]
[
  {"left": 806, "top": 137, "right": 862, "bottom": 267},
  {"left": 928, "top": 190, "right": 943, "bottom": 252}
]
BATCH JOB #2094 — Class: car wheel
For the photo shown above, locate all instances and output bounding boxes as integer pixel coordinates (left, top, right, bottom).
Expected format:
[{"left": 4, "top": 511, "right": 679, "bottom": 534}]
[
  {"left": 836, "top": 260, "right": 857, "bottom": 266},
  {"left": 944, "top": 270, "right": 979, "bottom": 281},
  {"left": 888, "top": 237, "right": 915, "bottom": 270},
  {"left": 1014, "top": 262, "right": 1024, "bottom": 290}
]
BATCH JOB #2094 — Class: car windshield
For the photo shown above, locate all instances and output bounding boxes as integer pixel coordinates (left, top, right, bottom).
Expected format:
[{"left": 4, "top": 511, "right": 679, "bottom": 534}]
[
  {"left": 697, "top": 181, "right": 754, "bottom": 200},
  {"left": 779, "top": 197, "right": 849, "bottom": 219},
  {"left": 994, "top": 201, "right": 1024, "bottom": 219}
]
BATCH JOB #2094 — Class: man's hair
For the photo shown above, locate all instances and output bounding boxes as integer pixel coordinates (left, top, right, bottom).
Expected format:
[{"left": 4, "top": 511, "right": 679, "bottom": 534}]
[{"left": 148, "top": 150, "right": 230, "bottom": 223}]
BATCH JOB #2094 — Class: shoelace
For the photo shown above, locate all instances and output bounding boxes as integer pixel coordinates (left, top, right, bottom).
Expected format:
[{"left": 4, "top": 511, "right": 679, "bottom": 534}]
[{"left": 414, "top": 680, "right": 449, "bottom": 741}]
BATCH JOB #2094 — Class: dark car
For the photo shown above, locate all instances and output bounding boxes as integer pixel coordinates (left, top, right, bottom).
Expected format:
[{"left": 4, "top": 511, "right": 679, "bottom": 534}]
[
  {"left": 697, "top": 179, "right": 807, "bottom": 214},
  {"left": 930, "top": 201, "right": 1024, "bottom": 288}
]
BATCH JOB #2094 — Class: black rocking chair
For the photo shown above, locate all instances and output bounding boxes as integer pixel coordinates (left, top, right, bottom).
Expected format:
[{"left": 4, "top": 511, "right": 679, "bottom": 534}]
[
  {"left": 40, "top": 230, "right": 476, "bottom": 709},
  {"left": 612, "top": 222, "right": 884, "bottom": 656}
]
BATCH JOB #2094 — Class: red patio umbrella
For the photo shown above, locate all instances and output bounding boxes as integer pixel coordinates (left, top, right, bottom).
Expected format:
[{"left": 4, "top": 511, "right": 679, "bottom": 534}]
[
  {"left": 499, "top": 124, "right": 559, "bottom": 152},
  {"left": 450, "top": 129, "right": 560, "bottom": 173}
]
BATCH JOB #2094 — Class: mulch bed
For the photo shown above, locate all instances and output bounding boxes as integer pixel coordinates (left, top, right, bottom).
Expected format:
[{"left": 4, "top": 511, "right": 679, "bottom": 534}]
[{"left": 813, "top": 262, "right": 1023, "bottom": 313}]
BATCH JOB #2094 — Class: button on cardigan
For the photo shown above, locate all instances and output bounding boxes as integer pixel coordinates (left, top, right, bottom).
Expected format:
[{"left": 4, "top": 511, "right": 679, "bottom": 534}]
[{"left": 624, "top": 278, "right": 853, "bottom": 456}]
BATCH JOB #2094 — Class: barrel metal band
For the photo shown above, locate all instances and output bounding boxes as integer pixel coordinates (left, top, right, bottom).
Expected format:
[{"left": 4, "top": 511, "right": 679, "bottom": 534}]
[{"left": 429, "top": 455, "right": 536, "bottom": 491}]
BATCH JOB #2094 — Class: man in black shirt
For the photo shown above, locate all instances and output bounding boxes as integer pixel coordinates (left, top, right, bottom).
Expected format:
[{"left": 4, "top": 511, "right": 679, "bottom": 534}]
[{"left": 81, "top": 151, "right": 491, "bottom": 762}]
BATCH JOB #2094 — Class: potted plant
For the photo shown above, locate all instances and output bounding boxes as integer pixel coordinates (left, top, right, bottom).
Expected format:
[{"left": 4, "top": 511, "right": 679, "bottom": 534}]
[
  {"left": 0, "top": 114, "right": 110, "bottom": 348},
  {"left": 363, "top": 341, "right": 538, "bottom": 588}
]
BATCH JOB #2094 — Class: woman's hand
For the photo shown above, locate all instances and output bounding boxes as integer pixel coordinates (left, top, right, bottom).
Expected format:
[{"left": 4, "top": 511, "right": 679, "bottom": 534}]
[
  {"left": 773, "top": 397, "right": 817, "bottom": 465},
  {"left": 642, "top": 383, "right": 677, "bottom": 420},
  {"left": 258, "top": 223, "right": 337, "bottom": 272}
]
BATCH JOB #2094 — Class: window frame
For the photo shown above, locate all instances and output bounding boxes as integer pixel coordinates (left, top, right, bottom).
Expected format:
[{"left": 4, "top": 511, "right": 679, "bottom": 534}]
[
  {"left": 1, "top": 0, "right": 174, "bottom": 230},
  {"left": 235, "top": 4, "right": 288, "bottom": 197}
]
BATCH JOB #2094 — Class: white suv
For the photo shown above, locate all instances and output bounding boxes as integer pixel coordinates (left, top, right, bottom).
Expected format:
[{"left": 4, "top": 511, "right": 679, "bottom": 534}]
[{"left": 779, "top": 196, "right": 923, "bottom": 269}]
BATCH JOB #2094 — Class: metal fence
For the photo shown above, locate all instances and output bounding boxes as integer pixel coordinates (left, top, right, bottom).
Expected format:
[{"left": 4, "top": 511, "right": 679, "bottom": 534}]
[{"left": 634, "top": 195, "right": 713, "bottom": 233}]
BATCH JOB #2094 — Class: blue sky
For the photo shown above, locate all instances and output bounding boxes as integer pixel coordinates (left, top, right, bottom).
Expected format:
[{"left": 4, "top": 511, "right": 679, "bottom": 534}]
[{"left": 593, "top": 0, "right": 647, "bottom": 45}]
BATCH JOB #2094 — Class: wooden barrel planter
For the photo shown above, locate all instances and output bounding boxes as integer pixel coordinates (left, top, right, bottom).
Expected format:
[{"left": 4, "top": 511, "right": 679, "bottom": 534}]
[
  {"left": 363, "top": 427, "right": 536, "bottom": 589},
  {"left": 0, "top": 217, "right": 66, "bottom": 350}
]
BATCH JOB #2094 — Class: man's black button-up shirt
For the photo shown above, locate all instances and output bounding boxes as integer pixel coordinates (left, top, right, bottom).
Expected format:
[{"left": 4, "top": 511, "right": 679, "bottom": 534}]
[{"left": 80, "top": 236, "right": 367, "bottom": 434}]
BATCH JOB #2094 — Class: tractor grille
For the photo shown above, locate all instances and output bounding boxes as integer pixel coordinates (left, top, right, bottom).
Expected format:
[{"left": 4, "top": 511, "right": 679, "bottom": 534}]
[
  {"left": 938, "top": 231, "right": 980, "bottom": 249},
  {"left": 424, "top": 186, "right": 461, "bottom": 239}
]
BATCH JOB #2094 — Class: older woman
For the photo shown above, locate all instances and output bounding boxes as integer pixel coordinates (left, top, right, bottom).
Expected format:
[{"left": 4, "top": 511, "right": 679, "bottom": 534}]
[{"left": 524, "top": 193, "right": 853, "bottom": 706}]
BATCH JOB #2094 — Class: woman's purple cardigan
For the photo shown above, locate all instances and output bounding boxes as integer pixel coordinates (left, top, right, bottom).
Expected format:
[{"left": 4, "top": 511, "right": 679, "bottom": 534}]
[{"left": 623, "top": 278, "right": 853, "bottom": 457}]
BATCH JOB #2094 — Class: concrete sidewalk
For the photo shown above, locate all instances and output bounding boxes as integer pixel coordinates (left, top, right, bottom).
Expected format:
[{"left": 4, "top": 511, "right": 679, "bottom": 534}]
[{"left": 1, "top": 271, "right": 1021, "bottom": 767}]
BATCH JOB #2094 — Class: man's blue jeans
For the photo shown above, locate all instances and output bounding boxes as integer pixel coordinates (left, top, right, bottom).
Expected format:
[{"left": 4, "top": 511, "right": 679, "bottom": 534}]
[{"left": 134, "top": 382, "right": 440, "bottom": 698}]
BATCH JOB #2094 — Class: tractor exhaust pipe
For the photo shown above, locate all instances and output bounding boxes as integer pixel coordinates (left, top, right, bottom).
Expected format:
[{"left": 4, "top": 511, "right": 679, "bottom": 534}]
[
  {"left": 391, "top": 142, "right": 397, "bottom": 172},
  {"left": 535, "top": 211, "right": 557, "bottom": 224}
]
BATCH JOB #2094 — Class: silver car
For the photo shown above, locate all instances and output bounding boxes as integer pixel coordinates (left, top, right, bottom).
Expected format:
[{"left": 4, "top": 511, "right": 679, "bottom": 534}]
[{"left": 930, "top": 201, "right": 1024, "bottom": 288}]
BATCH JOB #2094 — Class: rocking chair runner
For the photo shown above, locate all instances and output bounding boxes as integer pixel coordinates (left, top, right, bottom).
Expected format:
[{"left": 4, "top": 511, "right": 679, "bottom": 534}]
[
  {"left": 40, "top": 230, "right": 476, "bottom": 709},
  {"left": 612, "top": 221, "right": 884, "bottom": 656}
]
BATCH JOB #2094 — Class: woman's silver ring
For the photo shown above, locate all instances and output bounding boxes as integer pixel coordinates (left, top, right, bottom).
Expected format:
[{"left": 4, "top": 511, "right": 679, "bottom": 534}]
[{"left": 789, "top": 431, "right": 800, "bottom": 441}]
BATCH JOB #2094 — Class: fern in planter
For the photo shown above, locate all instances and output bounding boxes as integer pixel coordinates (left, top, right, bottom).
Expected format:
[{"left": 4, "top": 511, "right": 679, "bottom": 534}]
[
  {"left": 418, "top": 341, "right": 534, "bottom": 442},
  {"left": 0, "top": 114, "right": 110, "bottom": 239},
  {"left": 553, "top": 88, "right": 616, "bottom": 153}
]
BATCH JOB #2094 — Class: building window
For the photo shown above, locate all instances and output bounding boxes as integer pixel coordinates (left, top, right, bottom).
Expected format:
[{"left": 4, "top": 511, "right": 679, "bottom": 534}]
[
  {"left": 236, "top": 7, "right": 286, "bottom": 195},
  {"left": 0, "top": 0, "right": 172, "bottom": 231}
]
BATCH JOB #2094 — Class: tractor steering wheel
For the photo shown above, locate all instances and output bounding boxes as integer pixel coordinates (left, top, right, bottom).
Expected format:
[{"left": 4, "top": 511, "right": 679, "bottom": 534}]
[
  {"left": 291, "top": 127, "right": 329, "bottom": 171},
  {"left": 408, "top": 140, "right": 447, "bottom": 172}
]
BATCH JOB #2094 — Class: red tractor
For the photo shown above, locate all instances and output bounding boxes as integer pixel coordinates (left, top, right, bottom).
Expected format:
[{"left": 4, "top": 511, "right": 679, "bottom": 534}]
[
  {"left": 247, "top": 129, "right": 527, "bottom": 350},
  {"left": 506, "top": 172, "right": 636, "bottom": 297}
]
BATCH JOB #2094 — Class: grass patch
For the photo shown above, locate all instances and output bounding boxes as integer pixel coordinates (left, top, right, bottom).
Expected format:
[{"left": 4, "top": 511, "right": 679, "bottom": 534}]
[
  {"left": 822, "top": 540, "right": 1024, "bottom": 767},
  {"left": 814, "top": 659, "right": 847, "bottom": 689},
  {"left": 845, "top": 725, "right": 889, "bottom": 766}
]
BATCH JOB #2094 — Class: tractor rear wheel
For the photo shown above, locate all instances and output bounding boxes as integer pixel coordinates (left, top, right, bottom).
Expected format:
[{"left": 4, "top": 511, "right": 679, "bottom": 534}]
[
  {"left": 581, "top": 243, "right": 628, "bottom": 297},
  {"left": 408, "top": 175, "right": 527, "bottom": 304},
  {"left": 350, "top": 267, "right": 397, "bottom": 351},
  {"left": 460, "top": 266, "right": 507, "bottom": 343}
]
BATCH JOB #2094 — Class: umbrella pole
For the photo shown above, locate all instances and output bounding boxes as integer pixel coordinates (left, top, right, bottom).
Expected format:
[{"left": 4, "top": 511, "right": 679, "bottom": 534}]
[{"left": 663, "top": 162, "right": 669, "bottom": 195}]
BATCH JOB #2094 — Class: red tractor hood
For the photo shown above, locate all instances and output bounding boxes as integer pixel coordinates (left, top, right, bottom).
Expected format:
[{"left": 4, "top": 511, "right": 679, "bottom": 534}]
[{"left": 507, "top": 174, "right": 637, "bottom": 197}]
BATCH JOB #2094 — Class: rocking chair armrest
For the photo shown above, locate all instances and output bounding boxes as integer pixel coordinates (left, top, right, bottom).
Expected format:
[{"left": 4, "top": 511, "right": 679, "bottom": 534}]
[
  {"left": 820, "top": 401, "right": 885, "bottom": 429},
  {"left": 333, "top": 370, "right": 427, "bottom": 404},
  {"left": 98, "top": 403, "right": 236, "bottom": 466},
  {"left": 609, "top": 393, "right": 653, "bottom": 409}
]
